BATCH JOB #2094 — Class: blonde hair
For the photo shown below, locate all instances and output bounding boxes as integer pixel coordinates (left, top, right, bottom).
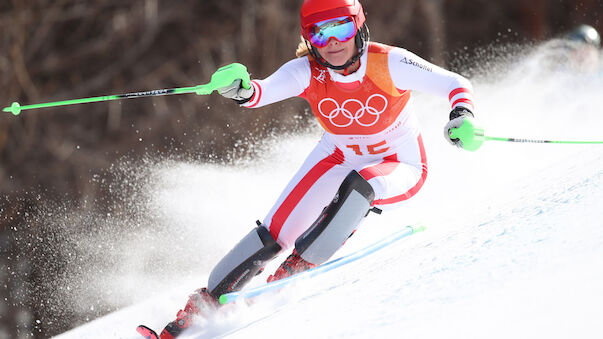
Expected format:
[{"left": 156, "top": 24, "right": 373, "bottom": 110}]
[{"left": 296, "top": 35, "right": 311, "bottom": 58}]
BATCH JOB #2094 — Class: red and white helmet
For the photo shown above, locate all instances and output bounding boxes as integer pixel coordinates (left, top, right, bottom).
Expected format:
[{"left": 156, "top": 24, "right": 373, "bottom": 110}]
[{"left": 300, "top": 0, "right": 366, "bottom": 41}]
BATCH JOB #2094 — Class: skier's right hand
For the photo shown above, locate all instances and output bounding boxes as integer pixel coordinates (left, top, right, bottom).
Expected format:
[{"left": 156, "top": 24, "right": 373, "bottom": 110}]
[{"left": 218, "top": 79, "right": 255, "bottom": 104}]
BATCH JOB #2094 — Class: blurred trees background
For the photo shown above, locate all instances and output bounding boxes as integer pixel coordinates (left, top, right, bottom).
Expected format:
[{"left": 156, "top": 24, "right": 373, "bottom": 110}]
[{"left": 0, "top": 0, "right": 601, "bottom": 337}]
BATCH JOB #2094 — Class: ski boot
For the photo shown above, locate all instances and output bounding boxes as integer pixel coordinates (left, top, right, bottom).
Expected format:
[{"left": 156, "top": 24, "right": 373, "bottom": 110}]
[
  {"left": 137, "top": 287, "right": 219, "bottom": 339},
  {"left": 267, "top": 249, "right": 317, "bottom": 282}
]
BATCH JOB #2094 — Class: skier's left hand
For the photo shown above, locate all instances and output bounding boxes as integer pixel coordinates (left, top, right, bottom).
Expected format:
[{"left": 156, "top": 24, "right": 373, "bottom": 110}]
[{"left": 444, "top": 107, "right": 483, "bottom": 151}]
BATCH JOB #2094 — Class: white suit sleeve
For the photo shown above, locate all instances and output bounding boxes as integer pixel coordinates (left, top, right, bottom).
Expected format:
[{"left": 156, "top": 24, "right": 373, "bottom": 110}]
[
  {"left": 242, "top": 57, "right": 312, "bottom": 108},
  {"left": 388, "top": 47, "right": 475, "bottom": 111}
]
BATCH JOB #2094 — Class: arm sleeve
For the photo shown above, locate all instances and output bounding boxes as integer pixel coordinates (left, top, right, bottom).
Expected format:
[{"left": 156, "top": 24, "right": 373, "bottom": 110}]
[
  {"left": 242, "top": 57, "right": 312, "bottom": 108},
  {"left": 388, "top": 47, "right": 475, "bottom": 111}
]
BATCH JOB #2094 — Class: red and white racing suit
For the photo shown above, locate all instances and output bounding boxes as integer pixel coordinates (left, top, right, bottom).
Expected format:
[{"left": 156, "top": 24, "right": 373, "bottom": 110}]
[{"left": 243, "top": 42, "right": 475, "bottom": 249}]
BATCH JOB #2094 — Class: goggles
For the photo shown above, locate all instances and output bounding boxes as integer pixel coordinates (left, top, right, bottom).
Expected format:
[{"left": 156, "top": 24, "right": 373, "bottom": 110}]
[{"left": 307, "top": 16, "right": 357, "bottom": 47}]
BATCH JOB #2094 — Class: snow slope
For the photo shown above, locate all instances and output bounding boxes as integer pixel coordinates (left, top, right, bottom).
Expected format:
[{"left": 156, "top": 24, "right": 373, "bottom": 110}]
[{"left": 54, "top": 43, "right": 603, "bottom": 339}]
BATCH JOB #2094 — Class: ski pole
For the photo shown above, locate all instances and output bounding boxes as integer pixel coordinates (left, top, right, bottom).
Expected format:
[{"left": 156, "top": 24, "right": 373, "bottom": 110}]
[
  {"left": 2, "top": 63, "right": 250, "bottom": 116},
  {"left": 483, "top": 136, "right": 603, "bottom": 144},
  {"left": 449, "top": 119, "right": 603, "bottom": 151}
]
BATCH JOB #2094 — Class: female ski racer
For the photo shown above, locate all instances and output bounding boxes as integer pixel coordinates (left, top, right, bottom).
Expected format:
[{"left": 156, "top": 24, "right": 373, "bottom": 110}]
[{"left": 140, "top": 0, "right": 478, "bottom": 338}]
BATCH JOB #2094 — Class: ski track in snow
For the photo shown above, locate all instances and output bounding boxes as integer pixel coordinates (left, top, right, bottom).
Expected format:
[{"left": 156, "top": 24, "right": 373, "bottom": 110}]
[{"left": 53, "top": 43, "right": 603, "bottom": 339}]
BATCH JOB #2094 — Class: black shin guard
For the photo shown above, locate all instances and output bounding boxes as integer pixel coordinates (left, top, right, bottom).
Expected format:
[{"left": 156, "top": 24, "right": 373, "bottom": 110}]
[
  {"left": 208, "top": 226, "right": 281, "bottom": 296},
  {"left": 295, "top": 170, "right": 375, "bottom": 265}
]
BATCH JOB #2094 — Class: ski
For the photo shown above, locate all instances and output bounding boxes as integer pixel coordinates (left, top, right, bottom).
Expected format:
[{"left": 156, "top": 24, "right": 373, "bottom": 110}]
[
  {"left": 135, "top": 225, "right": 425, "bottom": 338},
  {"left": 136, "top": 324, "right": 160, "bottom": 339},
  {"left": 219, "top": 224, "right": 426, "bottom": 304}
]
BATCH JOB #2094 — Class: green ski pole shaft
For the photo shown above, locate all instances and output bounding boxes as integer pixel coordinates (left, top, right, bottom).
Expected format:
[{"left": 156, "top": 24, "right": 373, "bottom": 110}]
[
  {"left": 484, "top": 136, "right": 603, "bottom": 145},
  {"left": 3, "top": 62, "right": 251, "bottom": 116},
  {"left": 3, "top": 86, "right": 201, "bottom": 116}
]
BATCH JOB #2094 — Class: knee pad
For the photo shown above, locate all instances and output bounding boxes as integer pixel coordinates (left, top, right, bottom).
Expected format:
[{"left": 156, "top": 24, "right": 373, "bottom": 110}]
[
  {"left": 208, "top": 226, "right": 281, "bottom": 296},
  {"left": 295, "top": 170, "right": 375, "bottom": 265}
]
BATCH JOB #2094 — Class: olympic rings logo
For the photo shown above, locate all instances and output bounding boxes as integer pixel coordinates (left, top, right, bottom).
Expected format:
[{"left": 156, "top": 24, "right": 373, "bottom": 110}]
[{"left": 318, "top": 94, "right": 388, "bottom": 128}]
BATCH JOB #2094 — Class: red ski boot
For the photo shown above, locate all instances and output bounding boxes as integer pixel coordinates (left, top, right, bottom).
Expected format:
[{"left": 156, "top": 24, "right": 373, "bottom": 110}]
[
  {"left": 267, "top": 250, "right": 317, "bottom": 282},
  {"left": 137, "top": 287, "right": 219, "bottom": 339}
]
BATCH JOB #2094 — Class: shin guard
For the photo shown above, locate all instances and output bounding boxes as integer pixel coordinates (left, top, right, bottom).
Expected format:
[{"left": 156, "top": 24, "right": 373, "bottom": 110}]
[
  {"left": 295, "top": 170, "right": 375, "bottom": 265},
  {"left": 208, "top": 226, "right": 281, "bottom": 296}
]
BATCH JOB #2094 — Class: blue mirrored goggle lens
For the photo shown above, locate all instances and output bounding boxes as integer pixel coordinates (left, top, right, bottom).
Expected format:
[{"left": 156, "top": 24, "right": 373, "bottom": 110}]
[{"left": 308, "top": 17, "right": 357, "bottom": 47}]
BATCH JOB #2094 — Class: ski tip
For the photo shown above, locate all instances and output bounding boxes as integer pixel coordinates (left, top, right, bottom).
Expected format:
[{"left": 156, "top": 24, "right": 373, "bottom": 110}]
[
  {"left": 136, "top": 325, "right": 160, "bottom": 339},
  {"left": 410, "top": 225, "right": 427, "bottom": 234}
]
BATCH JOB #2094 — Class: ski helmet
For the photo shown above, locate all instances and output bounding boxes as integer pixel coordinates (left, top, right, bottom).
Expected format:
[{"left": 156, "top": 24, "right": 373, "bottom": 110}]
[
  {"left": 566, "top": 24, "right": 601, "bottom": 48},
  {"left": 300, "top": 0, "right": 369, "bottom": 70},
  {"left": 300, "top": 0, "right": 366, "bottom": 41}
]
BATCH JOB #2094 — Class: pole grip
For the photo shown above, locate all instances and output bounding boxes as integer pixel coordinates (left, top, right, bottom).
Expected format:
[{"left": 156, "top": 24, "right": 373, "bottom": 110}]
[
  {"left": 449, "top": 117, "right": 485, "bottom": 151},
  {"left": 196, "top": 63, "right": 251, "bottom": 95}
]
